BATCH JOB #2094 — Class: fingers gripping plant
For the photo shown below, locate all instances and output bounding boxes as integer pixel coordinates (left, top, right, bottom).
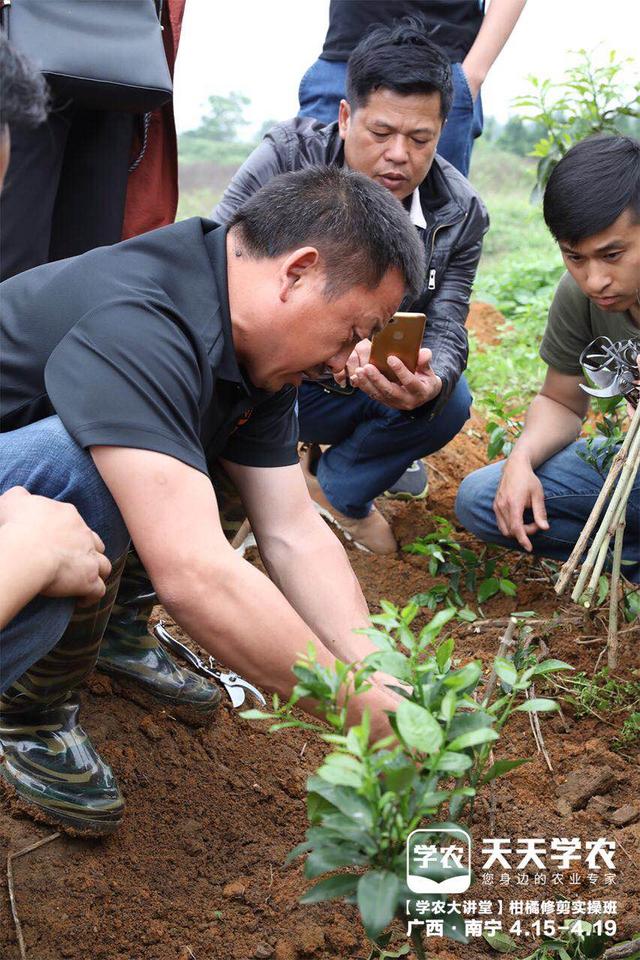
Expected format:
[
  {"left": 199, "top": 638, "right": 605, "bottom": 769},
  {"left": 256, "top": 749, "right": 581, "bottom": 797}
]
[{"left": 243, "top": 605, "right": 571, "bottom": 958}]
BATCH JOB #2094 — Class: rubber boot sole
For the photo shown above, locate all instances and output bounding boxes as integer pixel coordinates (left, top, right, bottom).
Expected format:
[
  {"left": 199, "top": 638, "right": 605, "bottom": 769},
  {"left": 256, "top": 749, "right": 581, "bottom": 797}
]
[
  {"left": 0, "top": 768, "right": 123, "bottom": 838},
  {"left": 96, "top": 665, "right": 222, "bottom": 727}
]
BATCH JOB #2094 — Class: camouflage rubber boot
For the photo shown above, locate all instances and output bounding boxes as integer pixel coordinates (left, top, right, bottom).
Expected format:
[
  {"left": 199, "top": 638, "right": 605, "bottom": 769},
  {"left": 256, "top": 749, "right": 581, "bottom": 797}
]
[
  {"left": 96, "top": 461, "right": 244, "bottom": 723},
  {"left": 97, "top": 550, "right": 221, "bottom": 725},
  {"left": 0, "top": 555, "right": 126, "bottom": 837}
]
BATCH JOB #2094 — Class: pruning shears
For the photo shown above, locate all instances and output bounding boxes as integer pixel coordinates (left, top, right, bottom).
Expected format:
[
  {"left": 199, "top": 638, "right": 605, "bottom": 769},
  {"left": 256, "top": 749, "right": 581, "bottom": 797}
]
[
  {"left": 153, "top": 621, "right": 266, "bottom": 708},
  {"left": 580, "top": 336, "right": 640, "bottom": 408}
]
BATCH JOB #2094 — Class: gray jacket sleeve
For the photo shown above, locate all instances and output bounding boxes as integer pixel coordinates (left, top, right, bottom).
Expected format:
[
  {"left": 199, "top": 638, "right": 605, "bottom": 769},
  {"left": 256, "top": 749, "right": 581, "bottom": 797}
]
[
  {"left": 410, "top": 195, "right": 489, "bottom": 419},
  {"left": 213, "top": 136, "right": 288, "bottom": 223}
]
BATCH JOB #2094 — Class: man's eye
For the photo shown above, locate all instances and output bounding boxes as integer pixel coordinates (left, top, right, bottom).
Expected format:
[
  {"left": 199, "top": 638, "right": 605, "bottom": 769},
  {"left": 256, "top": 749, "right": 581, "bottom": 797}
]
[
  {"left": 370, "top": 130, "right": 389, "bottom": 139},
  {"left": 566, "top": 254, "right": 583, "bottom": 263},
  {"left": 604, "top": 252, "right": 622, "bottom": 261},
  {"left": 412, "top": 138, "right": 429, "bottom": 146}
]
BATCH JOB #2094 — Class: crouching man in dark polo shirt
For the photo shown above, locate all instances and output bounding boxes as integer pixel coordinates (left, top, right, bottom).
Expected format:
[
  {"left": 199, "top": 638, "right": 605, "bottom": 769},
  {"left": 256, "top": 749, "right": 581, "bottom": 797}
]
[{"left": 0, "top": 166, "right": 424, "bottom": 835}]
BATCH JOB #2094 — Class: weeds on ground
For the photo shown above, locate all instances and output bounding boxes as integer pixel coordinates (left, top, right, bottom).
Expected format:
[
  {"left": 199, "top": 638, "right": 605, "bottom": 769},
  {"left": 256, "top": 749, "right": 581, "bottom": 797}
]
[
  {"left": 403, "top": 517, "right": 517, "bottom": 619},
  {"left": 611, "top": 711, "right": 640, "bottom": 755},
  {"left": 484, "top": 916, "right": 620, "bottom": 959},
  {"left": 243, "top": 603, "right": 571, "bottom": 957},
  {"left": 483, "top": 391, "right": 527, "bottom": 460},
  {"left": 551, "top": 667, "right": 640, "bottom": 720}
]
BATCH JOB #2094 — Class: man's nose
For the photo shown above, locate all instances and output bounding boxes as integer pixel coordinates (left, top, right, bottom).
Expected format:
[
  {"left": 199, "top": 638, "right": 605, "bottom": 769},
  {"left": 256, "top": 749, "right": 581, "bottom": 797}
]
[
  {"left": 585, "top": 263, "right": 612, "bottom": 295},
  {"left": 384, "top": 135, "right": 409, "bottom": 164}
]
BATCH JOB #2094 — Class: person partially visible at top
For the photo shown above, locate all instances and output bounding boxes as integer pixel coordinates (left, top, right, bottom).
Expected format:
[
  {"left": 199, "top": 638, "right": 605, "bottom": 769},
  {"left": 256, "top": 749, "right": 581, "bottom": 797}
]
[
  {"left": 0, "top": 33, "right": 111, "bottom": 630},
  {"left": 298, "top": 0, "right": 526, "bottom": 178}
]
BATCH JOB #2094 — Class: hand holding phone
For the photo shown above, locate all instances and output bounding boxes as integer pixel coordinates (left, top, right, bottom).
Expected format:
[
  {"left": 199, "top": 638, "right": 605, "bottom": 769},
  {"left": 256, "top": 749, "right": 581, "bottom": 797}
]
[{"left": 369, "top": 312, "right": 426, "bottom": 383}]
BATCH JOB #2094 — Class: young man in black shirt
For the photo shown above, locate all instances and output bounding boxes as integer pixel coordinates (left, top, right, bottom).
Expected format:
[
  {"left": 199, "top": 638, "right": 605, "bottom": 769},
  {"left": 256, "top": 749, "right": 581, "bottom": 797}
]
[{"left": 0, "top": 166, "right": 424, "bottom": 835}]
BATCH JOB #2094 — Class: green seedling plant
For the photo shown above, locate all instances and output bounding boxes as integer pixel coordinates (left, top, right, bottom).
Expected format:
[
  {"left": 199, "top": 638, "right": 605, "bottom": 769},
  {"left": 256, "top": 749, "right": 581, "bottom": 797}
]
[
  {"left": 242, "top": 603, "right": 571, "bottom": 958},
  {"left": 483, "top": 391, "right": 527, "bottom": 460},
  {"left": 513, "top": 48, "right": 640, "bottom": 196},
  {"left": 578, "top": 397, "right": 629, "bottom": 478},
  {"left": 403, "top": 517, "right": 517, "bottom": 618}
]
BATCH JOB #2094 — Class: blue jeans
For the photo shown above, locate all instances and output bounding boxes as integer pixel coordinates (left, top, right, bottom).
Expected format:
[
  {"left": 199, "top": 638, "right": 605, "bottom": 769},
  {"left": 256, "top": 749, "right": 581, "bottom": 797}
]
[
  {"left": 298, "top": 58, "right": 483, "bottom": 178},
  {"left": 299, "top": 376, "right": 472, "bottom": 518},
  {"left": 455, "top": 439, "right": 640, "bottom": 583},
  {"left": 0, "top": 417, "right": 130, "bottom": 692}
]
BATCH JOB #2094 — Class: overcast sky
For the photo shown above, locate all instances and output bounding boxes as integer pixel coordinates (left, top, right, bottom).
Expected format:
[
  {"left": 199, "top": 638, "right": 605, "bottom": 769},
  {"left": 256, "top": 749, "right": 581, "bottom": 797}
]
[{"left": 173, "top": 0, "right": 639, "bottom": 136}]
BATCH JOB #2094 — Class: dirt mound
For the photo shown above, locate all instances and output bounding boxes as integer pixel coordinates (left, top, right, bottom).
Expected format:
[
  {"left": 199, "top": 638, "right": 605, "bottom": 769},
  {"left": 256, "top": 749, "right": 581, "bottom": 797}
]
[
  {"left": 2, "top": 352, "right": 639, "bottom": 960},
  {"left": 467, "top": 301, "right": 512, "bottom": 350}
]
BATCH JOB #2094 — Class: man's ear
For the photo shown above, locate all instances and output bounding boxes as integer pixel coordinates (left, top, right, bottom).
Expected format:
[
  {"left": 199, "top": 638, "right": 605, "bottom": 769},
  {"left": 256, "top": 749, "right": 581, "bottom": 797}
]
[
  {"left": 338, "top": 99, "right": 351, "bottom": 140},
  {"left": 278, "top": 246, "right": 320, "bottom": 302}
]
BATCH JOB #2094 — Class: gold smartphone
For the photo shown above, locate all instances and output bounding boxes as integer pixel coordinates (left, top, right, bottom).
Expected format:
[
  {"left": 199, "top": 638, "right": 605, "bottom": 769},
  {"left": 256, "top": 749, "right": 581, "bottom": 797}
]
[{"left": 369, "top": 312, "right": 426, "bottom": 382}]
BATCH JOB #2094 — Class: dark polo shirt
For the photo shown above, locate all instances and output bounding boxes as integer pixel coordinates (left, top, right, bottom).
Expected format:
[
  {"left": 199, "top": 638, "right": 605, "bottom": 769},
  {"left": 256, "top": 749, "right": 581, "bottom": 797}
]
[{"left": 0, "top": 218, "right": 298, "bottom": 474}]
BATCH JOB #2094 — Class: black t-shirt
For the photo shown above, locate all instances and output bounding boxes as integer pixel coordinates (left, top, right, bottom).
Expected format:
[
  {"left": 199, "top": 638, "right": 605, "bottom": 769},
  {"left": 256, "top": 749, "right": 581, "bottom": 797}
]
[
  {"left": 321, "top": 0, "right": 484, "bottom": 64},
  {"left": 0, "top": 219, "right": 298, "bottom": 475}
]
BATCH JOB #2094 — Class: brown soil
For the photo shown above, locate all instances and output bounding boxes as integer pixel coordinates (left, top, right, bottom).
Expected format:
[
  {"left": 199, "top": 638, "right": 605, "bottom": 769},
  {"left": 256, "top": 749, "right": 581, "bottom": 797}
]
[
  {"left": 2, "top": 356, "right": 639, "bottom": 960},
  {"left": 466, "top": 302, "right": 512, "bottom": 350}
]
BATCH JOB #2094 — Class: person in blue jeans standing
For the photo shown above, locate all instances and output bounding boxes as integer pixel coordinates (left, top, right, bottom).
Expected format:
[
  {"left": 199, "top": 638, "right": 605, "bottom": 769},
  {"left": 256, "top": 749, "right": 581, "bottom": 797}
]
[
  {"left": 215, "top": 20, "right": 489, "bottom": 553},
  {"left": 299, "top": 1, "right": 526, "bottom": 179},
  {"left": 456, "top": 136, "right": 640, "bottom": 583},
  {"left": 297, "top": 0, "right": 525, "bottom": 500}
]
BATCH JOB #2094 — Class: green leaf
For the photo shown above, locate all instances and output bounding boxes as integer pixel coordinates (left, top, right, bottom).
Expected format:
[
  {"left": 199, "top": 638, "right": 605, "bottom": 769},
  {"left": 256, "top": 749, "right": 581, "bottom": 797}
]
[
  {"left": 436, "top": 636, "right": 455, "bottom": 671},
  {"left": 305, "top": 844, "right": 369, "bottom": 879},
  {"left": 439, "top": 689, "right": 457, "bottom": 723},
  {"left": 499, "top": 579, "right": 517, "bottom": 597},
  {"left": 396, "top": 701, "right": 444, "bottom": 754},
  {"left": 478, "top": 577, "right": 500, "bottom": 602},
  {"left": 357, "top": 871, "right": 400, "bottom": 940},
  {"left": 530, "top": 659, "right": 574, "bottom": 676},
  {"left": 307, "top": 776, "right": 373, "bottom": 828},
  {"left": 448, "top": 727, "right": 499, "bottom": 751},
  {"left": 443, "top": 662, "right": 482, "bottom": 691},
  {"left": 494, "top": 657, "right": 518, "bottom": 686},
  {"left": 516, "top": 698, "right": 559, "bottom": 712},
  {"left": 448, "top": 708, "right": 492, "bottom": 739},
  {"left": 423, "top": 607, "right": 457, "bottom": 636},
  {"left": 239, "top": 709, "right": 278, "bottom": 721},
  {"left": 457, "top": 606, "right": 478, "bottom": 622},
  {"left": 435, "top": 750, "right": 474, "bottom": 773},
  {"left": 382, "top": 761, "right": 417, "bottom": 793},
  {"left": 300, "top": 873, "right": 359, "bottom": 903},
  {"left": 366, "top": 650, "right": 412, "bottom": 681},
  {"left": 480, "top": 757, "right": 531, "bottom": 784},
  {"left": 318, "top": 764, "right": 362, "bottom": 789},
  {"left": 483, "top": 930, "right": 518, "bottom": 953}
]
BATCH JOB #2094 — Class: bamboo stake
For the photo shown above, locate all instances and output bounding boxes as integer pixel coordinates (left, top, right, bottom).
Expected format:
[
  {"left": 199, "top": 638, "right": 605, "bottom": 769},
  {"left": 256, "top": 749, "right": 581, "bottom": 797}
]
[
  {"left": 556, "top": 402, "right": 640, "bottom": 594},
  {"left": 607, "top": 518, "right": 626, "bottom": 669},
  {"left": 569, "top": 416, "right": 640, "bottom": 603}
]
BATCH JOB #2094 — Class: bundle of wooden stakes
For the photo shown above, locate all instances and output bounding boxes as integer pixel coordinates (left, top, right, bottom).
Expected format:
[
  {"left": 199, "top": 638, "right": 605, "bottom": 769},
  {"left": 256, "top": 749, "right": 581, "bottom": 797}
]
[{"left": 555, "top": 401, "right": 640, "bottom": 668}]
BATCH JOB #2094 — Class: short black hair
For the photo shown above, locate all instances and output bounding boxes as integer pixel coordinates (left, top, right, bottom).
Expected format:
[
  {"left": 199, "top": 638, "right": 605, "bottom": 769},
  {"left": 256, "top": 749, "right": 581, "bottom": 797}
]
[
  {"left": 543, "top": 135, "right": 640, "bottom": 243},
  {"left": 0, "top": 32, "right": 48, "bottom": 128},
  {"left": 229, "top": 165, "right": 426, "bottom": 299},
  {"left": 346, "top": 16, "right": 453, "bottom": 121}
]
